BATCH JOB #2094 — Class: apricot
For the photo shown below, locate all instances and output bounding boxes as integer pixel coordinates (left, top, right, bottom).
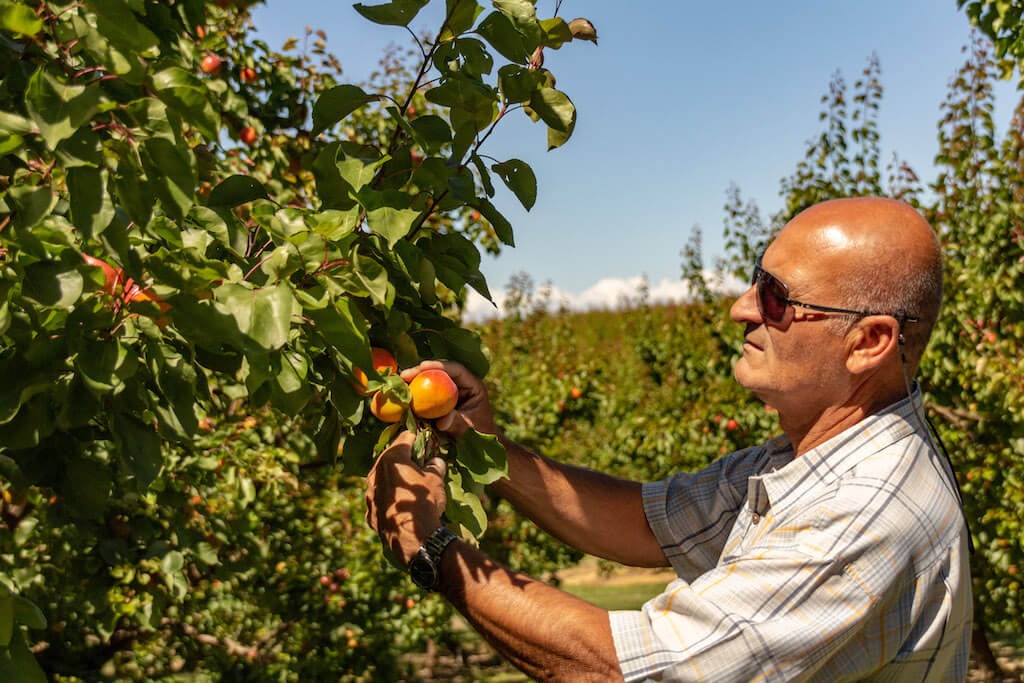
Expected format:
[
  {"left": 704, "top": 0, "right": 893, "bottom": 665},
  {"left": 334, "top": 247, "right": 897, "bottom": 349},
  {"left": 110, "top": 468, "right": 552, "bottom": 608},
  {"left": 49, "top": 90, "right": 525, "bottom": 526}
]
[
  {"left": 353, "top": 348, "right": 398, "bottom": 395},
  {"left": 370, "top": 390, "right": 405, "bottom": 423},
  {"left": 409, "top": 369, "right": 458, "bottom": 420}
]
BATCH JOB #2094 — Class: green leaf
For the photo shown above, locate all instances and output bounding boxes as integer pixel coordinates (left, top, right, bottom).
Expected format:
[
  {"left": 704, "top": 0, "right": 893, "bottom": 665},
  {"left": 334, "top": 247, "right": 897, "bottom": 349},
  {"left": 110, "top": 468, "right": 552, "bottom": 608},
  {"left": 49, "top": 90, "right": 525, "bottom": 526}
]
[
  {"left": 473, "top": 198, "right": 514, "bottom": 246},
  {"left": 56, "top": 126, "right": 104, "bottom": 168},
  {"left": 24, "top": 68, "right": 102, "bottom": 150},
  {"left": 111, "top": 413, "right": 163, "bottom": 490},
  {"left": 149, "top": 67, "right": 220, "bottom": 140},
  {"left": 140, "top": 137, "right": 196, "bottom": 221},
  {"left": 0, "top": 590, "right": 13, "bottom": 647},
  {"left": 366, "top": 206, "right": 421, "bottom": 248},
  {"left": 353, "top": 0, "right": 429, "bottom": 26},
  {"left": 195, "top": 542, "right": 219, "bottom": 566},
  {"left": 352, "top": 249, "right": 393, "bottom": 307},
  {"left": 497, "top": 64, "right": 544, "bottom": 104},
  {"left": 269, "top": 349, "right": 313, "bottom": 414},
  {"left": 300, "top": 292, "right": 371, "bottom": 369},
  {"left": 410, "top": 115, "right": 454, "bottom": 152},
  {"left": 433, "top": 37, "right": 494, "bottom": 77},
  {"left": 470, "top": 154, "right": 495, "bottom": 197},
  {"left": 83, "top": 0, "right": 160, "bottom": 56},
  {"left": 528, "top": 86, "right": 575, "bottom": 132},
  {"left": 113, "top": 157, "right": 154, "bottom": 226},
  {"left": 207, "top": 175, "right": 270, "bottom": 207},
  {"left": 312, "top": 142, "right": 358, "bottom": 210},
  {"left": 22, "top": 260, "right": 84, "bottom": 308},
  {"left": 337, "top": 154, "right": 387, "bottom": 193},
  {"left": 0, "top": 134, "right": 23, "bottom": 155},
  {"left": 75, "top": 338, "right": 139, "bottom": 396},
  {"left": 147, "top": 340, "right": 200, "bottom": 441},
  {"left": 494, "top": 0, "right": 543, "bottom": 47},
  {"left": 475, "top": 11, "right": 530, "bottom": 63},
  {"left": 0, "top": 111, "right": 33, "bottom": 136},
  {"left": 539, "top": 17, "right": 573, "bottom": 49},
  {"left": 249, "top": 284, "right": 296, "bottom": 351},
  {"left": 314, "top": 403, "right": 344, "bottom": 460},
  {"left": 67, "top": 167, "right": 114, "bottom": 239},
  {"left": 440, "top": 326, "right": 490, "bottom": 377},
  {"left": 444, "top": 467, "right": 487, "bottom": 538},
  {"left": 12, "top": 597, "right": 44, "bottom": 631},
  {"left": 455, "top": 429, "right": 507, "bottom": 485},
  {"left": 422, "top": 232, "right": 492, "bottom": 300},
  {"left": 491, "top": 158, "right": 536, "bottom": 211},
  {"left": 339, "top": 427, "right": 377, "bottom": 475},
  {"left": 441, "top": 0, "right": 483, "bottom": 40},
  {"left": 7, "top": 184, "right": 56, "bottom": 230},
  {"left": 0, "top": 3, "right": 43, "bottom": 35},
  {"left": 312, "top": 84, "right": 378, "bottom": 135},
  {"left": 0, "top": 629, "right": 47, "bottom": 683},
  {"left": 425, "top": 74, "right": 498, "bottom": 129}
]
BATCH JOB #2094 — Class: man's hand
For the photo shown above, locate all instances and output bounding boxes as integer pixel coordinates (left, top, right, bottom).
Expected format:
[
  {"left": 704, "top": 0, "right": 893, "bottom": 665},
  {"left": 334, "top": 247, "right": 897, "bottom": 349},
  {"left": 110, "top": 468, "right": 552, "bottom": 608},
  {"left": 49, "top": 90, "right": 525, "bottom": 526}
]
[
  {"left": 401, "top": 360, "right": 498, "bottom": 438},
  {"left": 365, "top": 431, "right": 448, "bottom": 565}
]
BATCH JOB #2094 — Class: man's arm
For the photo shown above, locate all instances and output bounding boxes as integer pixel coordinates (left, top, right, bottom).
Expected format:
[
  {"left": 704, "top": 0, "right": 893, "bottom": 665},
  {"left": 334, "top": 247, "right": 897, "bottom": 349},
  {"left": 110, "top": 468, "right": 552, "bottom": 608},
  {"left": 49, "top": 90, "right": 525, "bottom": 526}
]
[
  {"left": 439, "top": 538, "right": 623, "bottom": 681},
  {"left": 365, "top": 434, "right": 624, "bottom": 681},
  {"left": 403, "top": 361, "right": 667, "bottom": 568}
]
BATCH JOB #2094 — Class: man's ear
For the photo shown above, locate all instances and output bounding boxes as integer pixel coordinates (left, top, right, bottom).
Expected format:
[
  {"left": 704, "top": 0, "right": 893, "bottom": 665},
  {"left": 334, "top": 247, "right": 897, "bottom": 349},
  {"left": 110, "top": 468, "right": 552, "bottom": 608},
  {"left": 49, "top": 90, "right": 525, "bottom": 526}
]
[{"left": 845, "top": 315, "right": 901, "bottom": 374}]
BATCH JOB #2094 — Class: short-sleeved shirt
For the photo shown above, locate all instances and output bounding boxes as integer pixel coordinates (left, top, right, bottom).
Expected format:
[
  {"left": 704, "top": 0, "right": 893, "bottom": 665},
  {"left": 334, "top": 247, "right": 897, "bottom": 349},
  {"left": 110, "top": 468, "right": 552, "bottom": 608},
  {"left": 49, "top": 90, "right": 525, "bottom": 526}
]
[{"left": 610, "top": 392, "right": 972, "bottom": 682}]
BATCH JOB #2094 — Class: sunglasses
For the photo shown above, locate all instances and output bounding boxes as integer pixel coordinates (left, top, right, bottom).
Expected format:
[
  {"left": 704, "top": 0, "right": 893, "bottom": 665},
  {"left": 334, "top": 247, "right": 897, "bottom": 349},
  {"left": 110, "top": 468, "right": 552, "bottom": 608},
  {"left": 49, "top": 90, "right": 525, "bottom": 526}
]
[{"left": 751, "top": 256, "right": 920, "bottom": 325}]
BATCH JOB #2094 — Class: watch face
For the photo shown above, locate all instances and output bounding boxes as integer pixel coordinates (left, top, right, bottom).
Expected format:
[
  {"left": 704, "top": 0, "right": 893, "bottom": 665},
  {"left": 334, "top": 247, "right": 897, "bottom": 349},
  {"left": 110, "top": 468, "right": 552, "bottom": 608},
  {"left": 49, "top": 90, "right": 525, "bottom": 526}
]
[{"left": 409, "top": 550, "right": 437, "bottom": 590}]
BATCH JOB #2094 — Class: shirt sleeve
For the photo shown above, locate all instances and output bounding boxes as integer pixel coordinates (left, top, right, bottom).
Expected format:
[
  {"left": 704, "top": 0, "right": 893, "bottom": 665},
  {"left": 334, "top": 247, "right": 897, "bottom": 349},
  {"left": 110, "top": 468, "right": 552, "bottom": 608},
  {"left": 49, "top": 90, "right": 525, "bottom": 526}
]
[
  {"left": 642, "top": 445, "right": 768, "bottom": 581},
  {"left": 609, "top": 526, "right": 881, "bottom": 682}
]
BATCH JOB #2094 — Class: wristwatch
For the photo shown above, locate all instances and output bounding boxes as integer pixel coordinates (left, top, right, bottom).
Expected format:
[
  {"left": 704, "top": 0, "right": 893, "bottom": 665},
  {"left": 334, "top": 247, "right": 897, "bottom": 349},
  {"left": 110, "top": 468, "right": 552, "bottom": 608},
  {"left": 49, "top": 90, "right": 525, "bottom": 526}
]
[{"left": 408, "top": 526, "right": 458, "bottom": 591}]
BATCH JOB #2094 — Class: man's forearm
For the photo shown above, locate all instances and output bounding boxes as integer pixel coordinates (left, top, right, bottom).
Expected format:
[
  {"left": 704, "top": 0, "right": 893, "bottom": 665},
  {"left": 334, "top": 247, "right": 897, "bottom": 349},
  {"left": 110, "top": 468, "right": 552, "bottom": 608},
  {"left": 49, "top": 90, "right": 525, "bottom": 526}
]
[
  {"left": 438, "top": 538, "right": 624, "bottom": 682},
  {"left": 492, "top": 435, "right": 667, "bottom": 568}
]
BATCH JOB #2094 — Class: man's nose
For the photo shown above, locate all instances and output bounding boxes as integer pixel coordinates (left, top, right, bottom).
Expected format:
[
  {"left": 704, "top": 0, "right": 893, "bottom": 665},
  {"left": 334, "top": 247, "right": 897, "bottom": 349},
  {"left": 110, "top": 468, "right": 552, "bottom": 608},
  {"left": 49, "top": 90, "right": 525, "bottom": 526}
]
[{"left": 729, "top": 285, "right": 762, "bottom": 324}]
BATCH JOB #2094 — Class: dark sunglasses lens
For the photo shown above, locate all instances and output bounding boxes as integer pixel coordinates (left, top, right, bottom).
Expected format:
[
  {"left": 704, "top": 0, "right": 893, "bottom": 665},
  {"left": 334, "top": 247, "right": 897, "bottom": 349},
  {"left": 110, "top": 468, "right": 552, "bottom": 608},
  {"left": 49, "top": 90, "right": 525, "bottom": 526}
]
[{"left": 758, "top": 272, "right": 787, "bottom": 322}]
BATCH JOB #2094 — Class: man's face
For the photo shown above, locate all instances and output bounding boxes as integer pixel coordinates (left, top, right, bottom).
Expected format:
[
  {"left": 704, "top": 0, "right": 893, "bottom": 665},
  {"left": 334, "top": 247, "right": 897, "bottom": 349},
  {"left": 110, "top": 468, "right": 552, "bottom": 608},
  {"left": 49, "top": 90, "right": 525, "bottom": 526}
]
[{"left": 729, "top": 241, "right": 852, "bottom": 416}]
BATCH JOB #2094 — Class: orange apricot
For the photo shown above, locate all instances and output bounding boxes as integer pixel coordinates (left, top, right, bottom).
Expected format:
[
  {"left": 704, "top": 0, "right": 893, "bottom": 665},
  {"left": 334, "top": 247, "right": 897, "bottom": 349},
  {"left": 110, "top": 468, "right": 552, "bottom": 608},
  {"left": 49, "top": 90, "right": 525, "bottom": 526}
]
[
  {"left": 409, "top": 369, "right": 458, "bottom": 420},
  {"left": 353, "top": 348, "right": 399, "bottom": 395},
  {"left": 370, "top": 390, "right": 405, "bottom": 423}
]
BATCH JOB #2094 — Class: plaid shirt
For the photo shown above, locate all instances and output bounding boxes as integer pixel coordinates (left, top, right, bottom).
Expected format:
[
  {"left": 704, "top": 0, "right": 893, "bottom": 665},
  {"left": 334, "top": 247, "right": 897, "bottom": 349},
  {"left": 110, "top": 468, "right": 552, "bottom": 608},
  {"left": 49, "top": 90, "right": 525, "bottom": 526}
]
[{"left": 610, "top": 392, "right": 972, "bottom": 682}]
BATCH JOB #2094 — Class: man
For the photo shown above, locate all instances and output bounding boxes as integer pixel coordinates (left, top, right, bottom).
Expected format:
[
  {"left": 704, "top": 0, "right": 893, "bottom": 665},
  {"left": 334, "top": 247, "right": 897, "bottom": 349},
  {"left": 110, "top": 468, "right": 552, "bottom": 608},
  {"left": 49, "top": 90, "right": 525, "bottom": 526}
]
[{"left": 365, "top": 197, "right": 972, "bottom": 681}]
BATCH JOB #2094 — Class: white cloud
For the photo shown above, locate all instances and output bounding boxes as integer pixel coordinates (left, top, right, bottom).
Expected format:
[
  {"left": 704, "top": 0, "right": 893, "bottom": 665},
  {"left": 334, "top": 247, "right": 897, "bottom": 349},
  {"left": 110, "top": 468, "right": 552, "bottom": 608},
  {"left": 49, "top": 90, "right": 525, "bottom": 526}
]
[{"left": 462, "top": 271, "right": 747, "bottom": 323}]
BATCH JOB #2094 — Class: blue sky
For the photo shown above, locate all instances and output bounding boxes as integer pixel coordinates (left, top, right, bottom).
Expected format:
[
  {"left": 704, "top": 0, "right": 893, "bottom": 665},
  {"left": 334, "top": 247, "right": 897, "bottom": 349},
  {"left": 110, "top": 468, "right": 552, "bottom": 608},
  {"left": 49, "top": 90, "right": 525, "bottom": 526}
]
[{"left": 251, "top": 1, "right": 1016, "bottom": 315}]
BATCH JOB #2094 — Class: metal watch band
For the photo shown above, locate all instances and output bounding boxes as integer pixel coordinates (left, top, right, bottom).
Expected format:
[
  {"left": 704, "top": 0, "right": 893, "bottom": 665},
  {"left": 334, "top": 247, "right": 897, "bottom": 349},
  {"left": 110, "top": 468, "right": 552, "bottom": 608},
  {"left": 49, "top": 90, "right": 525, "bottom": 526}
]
[{"left": 424, "top": 526, "right": 458, "bottom": 565}]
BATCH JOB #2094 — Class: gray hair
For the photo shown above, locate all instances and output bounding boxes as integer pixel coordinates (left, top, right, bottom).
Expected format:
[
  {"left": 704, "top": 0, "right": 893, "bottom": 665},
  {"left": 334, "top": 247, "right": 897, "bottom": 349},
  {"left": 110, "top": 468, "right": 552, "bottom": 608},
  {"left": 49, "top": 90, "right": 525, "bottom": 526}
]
[{"left": 828, "top": 246, "right": 944, "bottom": 367}]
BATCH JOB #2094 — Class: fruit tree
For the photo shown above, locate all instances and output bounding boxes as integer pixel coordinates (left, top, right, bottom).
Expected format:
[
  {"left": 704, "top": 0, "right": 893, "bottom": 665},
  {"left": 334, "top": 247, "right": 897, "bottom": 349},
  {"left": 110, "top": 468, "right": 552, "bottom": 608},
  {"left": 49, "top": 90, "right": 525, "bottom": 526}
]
[{"left": 0, "top": 0, "right": 598, "bottom": 678}]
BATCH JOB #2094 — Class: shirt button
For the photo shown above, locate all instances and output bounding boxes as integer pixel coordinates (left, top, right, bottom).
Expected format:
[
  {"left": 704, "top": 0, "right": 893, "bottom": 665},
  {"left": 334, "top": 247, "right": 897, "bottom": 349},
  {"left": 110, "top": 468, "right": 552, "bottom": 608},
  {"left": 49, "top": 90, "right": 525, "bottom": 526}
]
[{"left": 751, "top": 513, "right": 761, "bottom": 524}]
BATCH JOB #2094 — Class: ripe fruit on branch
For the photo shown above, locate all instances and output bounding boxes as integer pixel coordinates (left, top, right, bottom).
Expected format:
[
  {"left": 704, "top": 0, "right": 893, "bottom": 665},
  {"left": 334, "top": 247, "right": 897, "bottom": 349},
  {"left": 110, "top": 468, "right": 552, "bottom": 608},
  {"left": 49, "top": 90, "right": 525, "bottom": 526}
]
[
  {"left": 239, "top": 126, "right": 258, "bottom": 145},
  {"left": 239, "top": 67, "right": 257, "bottom": 84},
  {"left": 409, "top": 369, "right": 458, "bottom": 420},
  {"left": 200, "top": 54, "right": 223, "bottom": 75},
  {"left": 370, "top": 390, "right": 406, "bottom": 423},
  {"left": 353, "top": 347, "right": 399, "bottom": 395}
]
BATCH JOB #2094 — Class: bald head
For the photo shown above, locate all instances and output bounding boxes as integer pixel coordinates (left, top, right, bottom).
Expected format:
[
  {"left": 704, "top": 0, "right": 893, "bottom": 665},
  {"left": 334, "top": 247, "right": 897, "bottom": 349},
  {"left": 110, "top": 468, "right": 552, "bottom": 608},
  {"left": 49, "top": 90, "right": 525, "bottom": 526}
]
[{"left": 772, "top": 197, "right": 943, "bottom": 368}]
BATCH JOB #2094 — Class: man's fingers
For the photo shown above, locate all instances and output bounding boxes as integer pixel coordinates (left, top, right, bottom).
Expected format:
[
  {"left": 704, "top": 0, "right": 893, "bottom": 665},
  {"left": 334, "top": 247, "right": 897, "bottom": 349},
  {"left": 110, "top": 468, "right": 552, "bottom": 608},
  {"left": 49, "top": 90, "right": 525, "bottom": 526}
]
[{"left": 435, "top": 409, "right": 471, "bottom": 437}]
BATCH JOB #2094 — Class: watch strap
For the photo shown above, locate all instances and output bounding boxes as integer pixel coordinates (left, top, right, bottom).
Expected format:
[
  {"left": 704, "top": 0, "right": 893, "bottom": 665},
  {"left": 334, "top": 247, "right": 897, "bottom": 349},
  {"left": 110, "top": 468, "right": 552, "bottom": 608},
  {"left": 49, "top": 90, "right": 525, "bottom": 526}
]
[{"left": 424, "top": 526, "right": 458, "bottom": 566}]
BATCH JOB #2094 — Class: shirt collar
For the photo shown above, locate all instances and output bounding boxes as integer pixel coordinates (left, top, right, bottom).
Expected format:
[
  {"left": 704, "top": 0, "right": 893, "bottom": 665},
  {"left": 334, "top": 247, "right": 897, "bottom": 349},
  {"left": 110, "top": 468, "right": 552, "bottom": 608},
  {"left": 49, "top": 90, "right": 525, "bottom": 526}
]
[{"left": 746, "top": 389, "right": 924, "bottom": 516}]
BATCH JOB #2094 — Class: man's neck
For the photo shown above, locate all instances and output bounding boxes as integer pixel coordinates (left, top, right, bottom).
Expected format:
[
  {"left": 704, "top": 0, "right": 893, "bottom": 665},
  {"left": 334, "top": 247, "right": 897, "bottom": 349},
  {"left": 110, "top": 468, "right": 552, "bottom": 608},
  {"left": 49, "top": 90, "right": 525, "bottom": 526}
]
[{"left": 780, "top": 384, "right": 908, "bottom": 457}]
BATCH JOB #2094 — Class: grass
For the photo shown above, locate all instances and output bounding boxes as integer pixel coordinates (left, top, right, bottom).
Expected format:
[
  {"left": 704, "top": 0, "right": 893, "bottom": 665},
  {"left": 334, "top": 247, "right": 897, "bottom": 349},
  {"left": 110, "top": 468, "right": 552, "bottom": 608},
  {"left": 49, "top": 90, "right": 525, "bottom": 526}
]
[{"left": 561, "top": 580, "right": 668, "bottom": 611}]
